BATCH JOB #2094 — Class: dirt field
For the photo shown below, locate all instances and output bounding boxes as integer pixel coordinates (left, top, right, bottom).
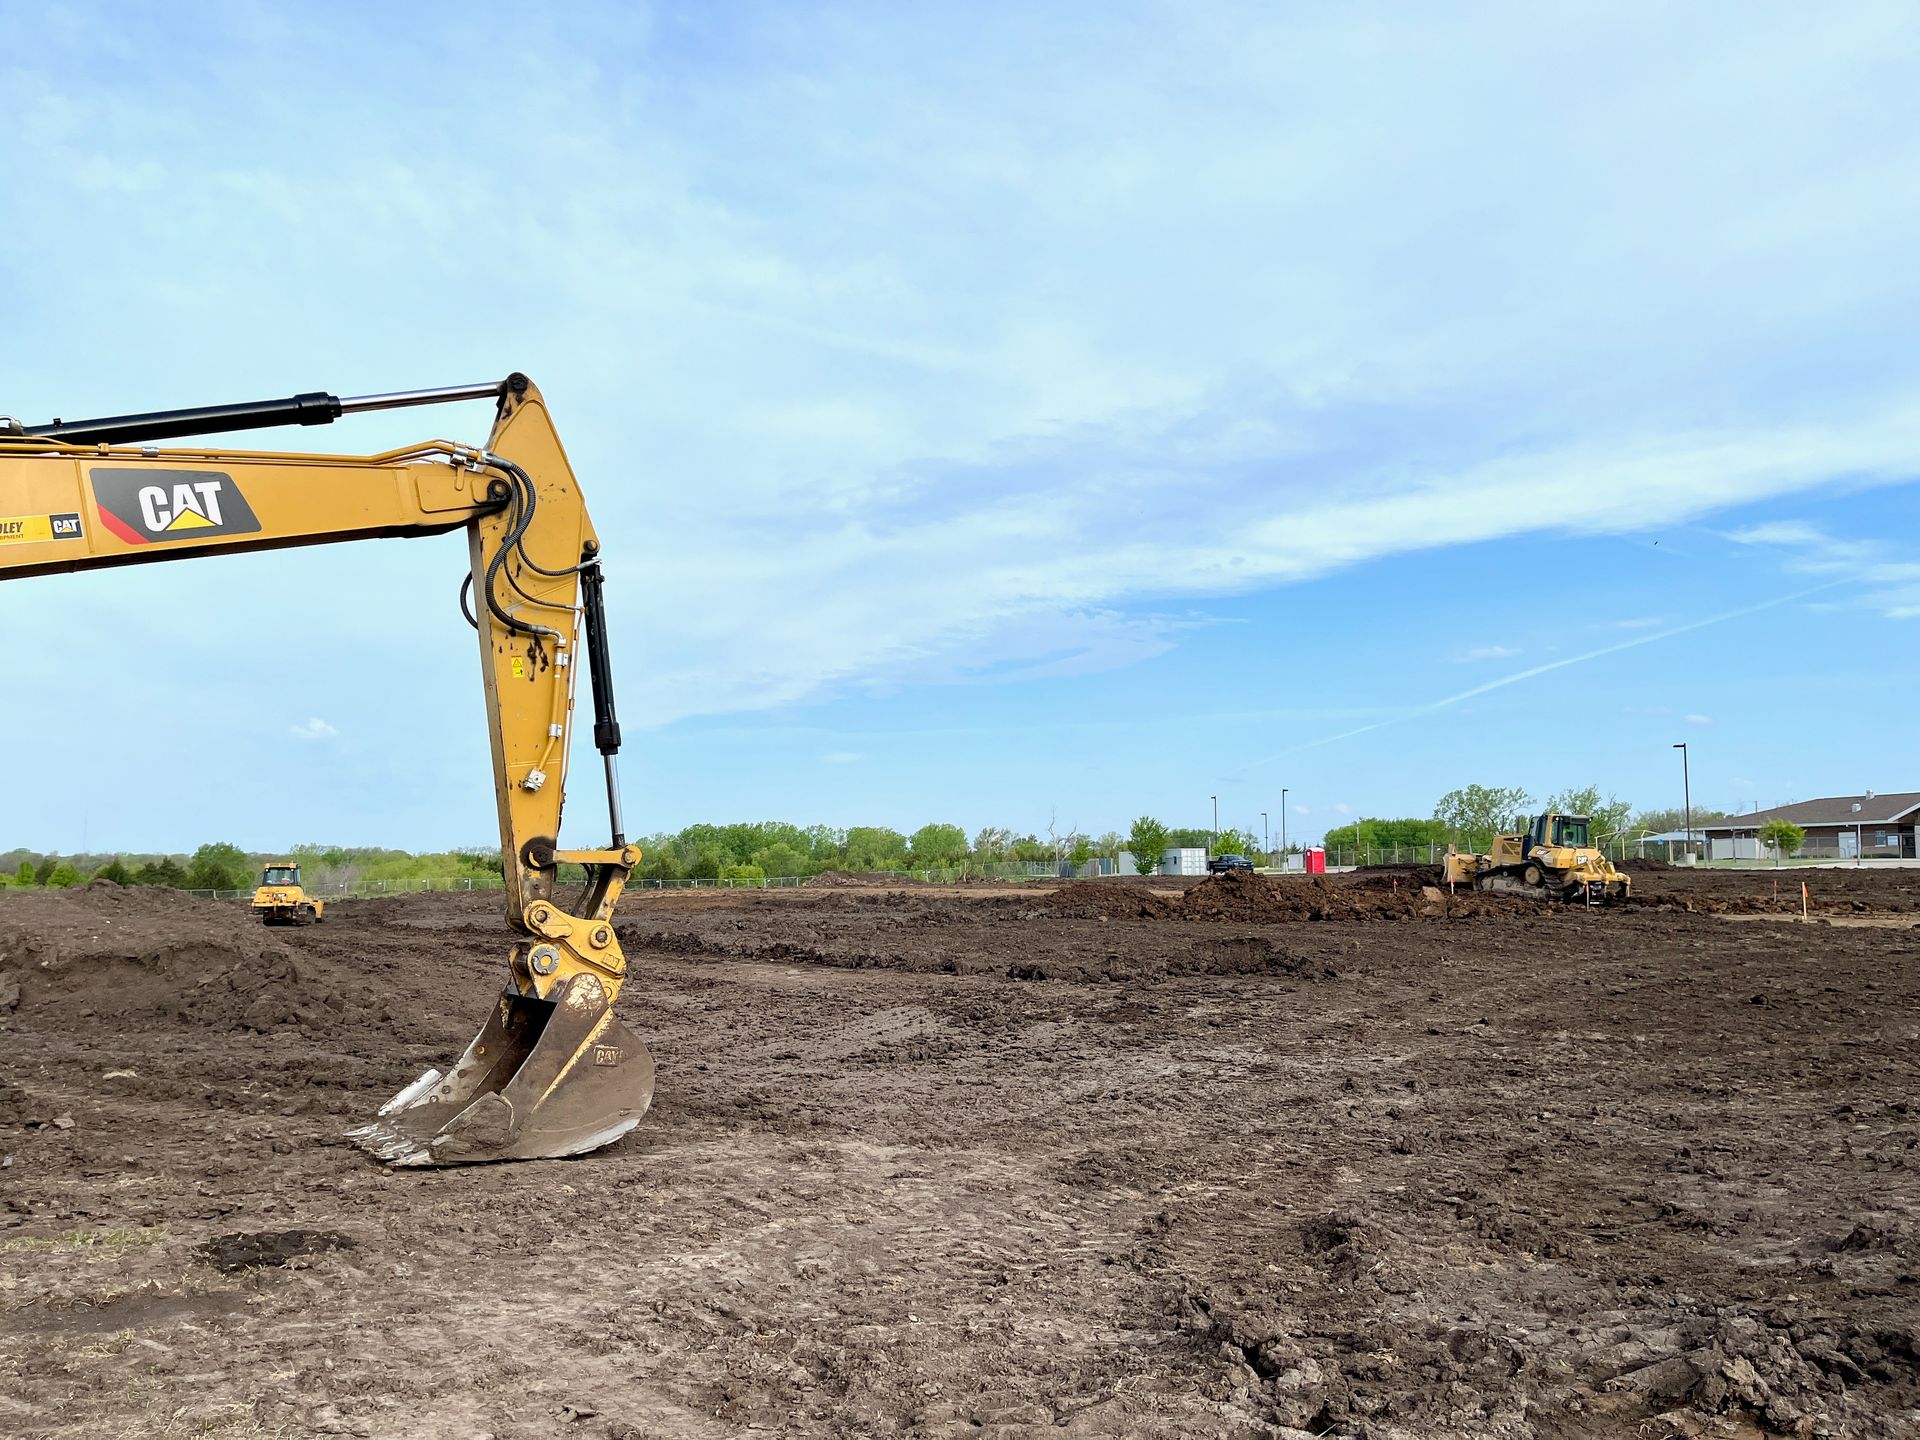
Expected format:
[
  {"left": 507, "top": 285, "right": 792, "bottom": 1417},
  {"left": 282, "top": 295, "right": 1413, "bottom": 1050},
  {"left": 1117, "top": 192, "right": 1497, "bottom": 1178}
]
[{"left": 3, "top": 870, "right": 1917, "bottom": 1439}]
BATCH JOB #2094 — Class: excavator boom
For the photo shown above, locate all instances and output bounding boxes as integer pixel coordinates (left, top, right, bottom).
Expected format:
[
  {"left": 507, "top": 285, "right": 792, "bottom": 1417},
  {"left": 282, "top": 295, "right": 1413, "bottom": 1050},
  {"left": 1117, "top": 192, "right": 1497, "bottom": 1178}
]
[{"left": 0, "top": 374, "right": 653, "bottom": 1165}]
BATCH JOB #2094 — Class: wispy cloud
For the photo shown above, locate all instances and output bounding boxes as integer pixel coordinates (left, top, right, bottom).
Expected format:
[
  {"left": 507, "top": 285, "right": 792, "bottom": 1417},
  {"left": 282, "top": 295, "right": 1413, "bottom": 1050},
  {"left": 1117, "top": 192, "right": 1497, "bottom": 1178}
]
[
  {"left": 1727, "top": 521, "right": 1920, "bottom": 619},
  {"left": 1458, "top": 644, "right": 1521, "bottom": 662},
  {"left": 288, "top": 718, "right": 338, "bottom": 741},
  {"left": 3, "top": 1, "right": 1919, "bottom": 789},
  {"left": 1243, "top": 580, "right": 1845, "bottom": 767},
  {"left": 821, "top": 751, "right": 863, "bottom": 765}
]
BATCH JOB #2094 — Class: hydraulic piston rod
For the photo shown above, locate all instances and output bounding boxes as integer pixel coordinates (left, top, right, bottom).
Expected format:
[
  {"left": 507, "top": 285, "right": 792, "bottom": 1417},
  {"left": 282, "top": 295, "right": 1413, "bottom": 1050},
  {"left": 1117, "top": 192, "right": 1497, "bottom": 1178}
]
[{"left": 18, "top": 379, "right": 509, "bottom": 446}]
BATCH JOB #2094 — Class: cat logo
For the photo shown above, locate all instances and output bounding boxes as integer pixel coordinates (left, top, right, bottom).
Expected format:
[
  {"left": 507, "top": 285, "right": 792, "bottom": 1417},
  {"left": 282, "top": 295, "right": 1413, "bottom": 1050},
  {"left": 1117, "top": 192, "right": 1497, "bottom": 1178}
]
[
  {"left": 89, "top": 467, "right": 262, "bottom": 546},
  {"left": 0, "top": 512, "right": 84, "bottom": 546}
]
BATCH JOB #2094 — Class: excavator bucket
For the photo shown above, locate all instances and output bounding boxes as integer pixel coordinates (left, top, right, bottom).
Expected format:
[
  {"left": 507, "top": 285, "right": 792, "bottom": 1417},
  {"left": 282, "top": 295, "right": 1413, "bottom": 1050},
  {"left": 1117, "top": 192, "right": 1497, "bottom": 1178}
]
[{"left": 347, "top": 974, "right": 654, "bottom": 1167}]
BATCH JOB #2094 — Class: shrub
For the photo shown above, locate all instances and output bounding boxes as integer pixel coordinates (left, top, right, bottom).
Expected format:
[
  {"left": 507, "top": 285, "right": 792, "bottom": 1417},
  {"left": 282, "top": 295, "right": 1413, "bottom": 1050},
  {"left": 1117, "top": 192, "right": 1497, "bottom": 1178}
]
[{"left": 1759, "top": 818, "right": 1806, "bottom": 858}]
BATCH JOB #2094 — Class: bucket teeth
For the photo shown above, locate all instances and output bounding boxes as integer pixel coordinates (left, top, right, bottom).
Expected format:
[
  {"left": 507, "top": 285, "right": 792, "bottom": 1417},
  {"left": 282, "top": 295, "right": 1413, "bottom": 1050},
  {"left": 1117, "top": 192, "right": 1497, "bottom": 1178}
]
[{"left": 348, "top": 977, "right": 654, "bottom": 1167}]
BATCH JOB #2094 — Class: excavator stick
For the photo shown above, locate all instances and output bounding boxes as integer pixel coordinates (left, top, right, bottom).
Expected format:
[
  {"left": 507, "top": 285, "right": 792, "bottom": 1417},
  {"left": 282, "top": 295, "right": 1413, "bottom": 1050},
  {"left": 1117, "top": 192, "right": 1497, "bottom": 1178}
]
[
  {"left": 347, "top": 976, "right": 654, "bottom": 1166},
  {"left": 3, "top": 374, "right": 661, "bottom": 1169}
]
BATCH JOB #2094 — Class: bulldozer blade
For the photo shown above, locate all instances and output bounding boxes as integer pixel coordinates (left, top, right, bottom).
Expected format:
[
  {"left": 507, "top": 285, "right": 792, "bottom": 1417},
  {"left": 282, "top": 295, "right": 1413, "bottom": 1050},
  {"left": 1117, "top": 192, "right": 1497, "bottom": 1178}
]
[{"left": 346, "top": 973, "right": 653, "bottom": 1167}]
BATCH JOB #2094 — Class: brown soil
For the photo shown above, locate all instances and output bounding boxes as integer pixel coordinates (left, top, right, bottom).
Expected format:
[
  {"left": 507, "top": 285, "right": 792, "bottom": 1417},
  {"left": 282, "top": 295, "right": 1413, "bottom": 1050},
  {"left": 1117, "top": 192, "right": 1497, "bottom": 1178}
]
[
  {"left": 1623, "top": 865, "right": 1920, "bottom": 916},
  {"left": 2, "top": 874, "right": 1917, "bottom": 1438}
]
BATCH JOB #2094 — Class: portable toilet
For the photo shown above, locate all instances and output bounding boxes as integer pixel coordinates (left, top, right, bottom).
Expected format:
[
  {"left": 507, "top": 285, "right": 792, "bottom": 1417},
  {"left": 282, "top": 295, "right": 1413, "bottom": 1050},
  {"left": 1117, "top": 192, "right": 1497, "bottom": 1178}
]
[{"left": 1303, "top": 846, "right": 1326, "bottom": 875}]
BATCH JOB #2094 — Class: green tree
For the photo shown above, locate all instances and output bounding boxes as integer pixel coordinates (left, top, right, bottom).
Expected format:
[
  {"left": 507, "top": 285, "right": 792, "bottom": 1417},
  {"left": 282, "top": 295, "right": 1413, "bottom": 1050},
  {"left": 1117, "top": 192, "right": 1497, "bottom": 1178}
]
[
  {"left": 95, "top": 858, "right": 132, "bottom": 885},
  {"left": 718, "top": 863, "right": 765, "bottom": 884},
  {"left": 638, "top": 851, "right": 686, "bottom": 883},
  {"left": 183, "top": 842, "right": 253, "bottom": 893},
  {"left": 1433, "top": 785, "right": 1534, "bottom": 850},
  {"left": 133, "top": 857, "right": 187, "bottom": 888},
  {"left": 1547, "top": 786, "right": 1633, "bottom": 843},
  {"left": 1323, "top": 817, "right": 1451, "bottom": 854},
  {"left": 804, "top": 824, "right": 846, "bottom": 864},
  {"left": 908, "top": 823, "right": 969, "bottom": 868},
  {"left": 12, "top": 860, "right": 33, "bottom": 888},
  {"left": 1127, "top": 816, "right": 1170, "bottom": 875},
  {"left": 33, "top": 857, "right": 63, "bottom": 886},
  {"left": 686, "top": 847, "right": 727, "bottom": 881},
  {"left": 44, "top": 861, "right": 81, "bottom": 888},
  {"left": 1759, "top": 818, "right": 1806, "bottom": 859},
  {"left": 1213, "top": 827, "right": 1260, "bottom": 857},
  {"left": 844, "top": 826, "right": 908, "bottom": 870},
  {"left": 750, "top": 842, "right": 811, "bottom": 878},
  {"left": 971, "top": 826, "right": 1014, "bottom": 862}
]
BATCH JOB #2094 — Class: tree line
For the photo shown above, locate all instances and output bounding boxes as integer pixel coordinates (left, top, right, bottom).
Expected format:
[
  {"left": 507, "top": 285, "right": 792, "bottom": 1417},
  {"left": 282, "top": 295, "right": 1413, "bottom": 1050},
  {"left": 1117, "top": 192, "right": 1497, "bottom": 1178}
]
[
  {"left": 0, "top": 843, "right": 501, "bottom": 894},
  {"left": 1317, "top": 784, "right": 1752, "bottom": 856},
  {"left": 5, "top": 786, "right": 1780, "bottom": 896}
]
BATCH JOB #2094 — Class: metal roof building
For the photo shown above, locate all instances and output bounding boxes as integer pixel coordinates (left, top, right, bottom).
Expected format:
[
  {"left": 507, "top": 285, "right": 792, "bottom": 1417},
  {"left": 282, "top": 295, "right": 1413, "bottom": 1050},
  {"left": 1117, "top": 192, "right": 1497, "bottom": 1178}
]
[{"left": 1699, "top": 792, "right": 1920, "bottom": 860}]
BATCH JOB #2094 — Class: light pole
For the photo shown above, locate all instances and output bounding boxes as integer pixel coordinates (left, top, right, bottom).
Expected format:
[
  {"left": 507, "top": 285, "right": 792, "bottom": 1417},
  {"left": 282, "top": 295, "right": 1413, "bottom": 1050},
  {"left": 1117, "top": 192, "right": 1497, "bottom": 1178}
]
[
  {"left": 1210, "top": 795, "right": 1218, "bottom": 852},
  {"left": 1261, "top": 811, "right": 1269, "bottom": 861},
  {"left": 1673, "top": 742, "right": 1692, "bottom": 863},
  {"left": 1281, "top": 788, "right": 1289, "bottom": 867}
]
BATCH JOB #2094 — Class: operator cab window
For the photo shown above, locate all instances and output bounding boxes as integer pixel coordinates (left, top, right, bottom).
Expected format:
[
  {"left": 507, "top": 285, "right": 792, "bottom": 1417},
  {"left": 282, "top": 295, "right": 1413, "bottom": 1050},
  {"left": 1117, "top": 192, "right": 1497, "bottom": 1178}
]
[
  {"left": 1552, "top": 818, "right": 1590, "bottom": 848},
  {"left": 264, "top": 867, "right": 299, "bottom": 886}
]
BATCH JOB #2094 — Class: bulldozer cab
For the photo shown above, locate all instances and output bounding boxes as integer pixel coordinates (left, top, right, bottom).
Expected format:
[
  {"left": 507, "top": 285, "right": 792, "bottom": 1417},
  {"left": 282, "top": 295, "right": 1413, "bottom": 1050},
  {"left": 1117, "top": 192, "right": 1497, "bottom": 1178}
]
[
  {"left": 262, "top": 863, "right": 301, "bottom": 887},
  {"left": 1530, "top": 814, "right": 1591, "bottom": 850}
]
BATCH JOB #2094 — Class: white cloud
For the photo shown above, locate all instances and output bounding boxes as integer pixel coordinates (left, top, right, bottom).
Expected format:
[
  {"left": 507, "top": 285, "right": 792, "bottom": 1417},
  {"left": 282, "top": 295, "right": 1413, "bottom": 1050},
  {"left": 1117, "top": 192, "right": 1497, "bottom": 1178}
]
[
  {"left": 288, "top": 718, "right": 338, "bottom": 741},
  {"left": 1610, "top": 617, "right": 1666, "bottom": 631},
  {"left": 1727, "top": 521, "right": 1920, "bottom": 620},
  {"left": 821, "top": 751, "right": 863, "bottom": 765},
  {"left": 7, "top": 4, "right": 1920, "bottom": 734},
  {"left": 1685, "top": 713, "right": 1714, "bottom": 727},
  {"left": 1333, "top": 802, "right": 1352, "bottom": 815},
  {"left": 1291, "top": 803, "right": 1310, "bottom": 815},
  {"left": 1459, "top": 644, "right": 1520, "bottom": 662}
]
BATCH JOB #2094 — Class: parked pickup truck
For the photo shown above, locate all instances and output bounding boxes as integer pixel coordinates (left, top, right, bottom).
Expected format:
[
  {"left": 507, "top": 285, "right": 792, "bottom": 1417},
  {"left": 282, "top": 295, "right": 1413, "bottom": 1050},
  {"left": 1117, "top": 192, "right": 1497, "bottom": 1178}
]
[{"left": 1206, "top": 853, "right": 1255, "bottom": 874}]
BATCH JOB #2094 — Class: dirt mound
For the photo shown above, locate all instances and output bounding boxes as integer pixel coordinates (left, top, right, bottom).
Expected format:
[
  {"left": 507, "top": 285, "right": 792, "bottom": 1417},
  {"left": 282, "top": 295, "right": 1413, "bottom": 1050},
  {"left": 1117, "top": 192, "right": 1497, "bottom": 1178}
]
[
  {"left": 1180, "top": 870, "right": 1523, "bottom": 922},
  {"left": 1024, "top": 880, "right": 1179, "bottom": 920},
  {"left": 802, "top": 870, "right": 931, "bottom": 889},
  {"left": 0, "top": 883, "right": 370, "bottom": 1034}
]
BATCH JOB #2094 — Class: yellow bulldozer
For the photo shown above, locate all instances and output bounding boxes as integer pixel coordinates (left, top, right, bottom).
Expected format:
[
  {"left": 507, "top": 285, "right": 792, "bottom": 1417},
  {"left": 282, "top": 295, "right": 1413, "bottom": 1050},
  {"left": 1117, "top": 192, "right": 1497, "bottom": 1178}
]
[
  {"left": 250, "top": 862, "right": 325, "bottom": 927},
  {"left": 1438, "top": 812, "right": 1630, "bottom": 904}
]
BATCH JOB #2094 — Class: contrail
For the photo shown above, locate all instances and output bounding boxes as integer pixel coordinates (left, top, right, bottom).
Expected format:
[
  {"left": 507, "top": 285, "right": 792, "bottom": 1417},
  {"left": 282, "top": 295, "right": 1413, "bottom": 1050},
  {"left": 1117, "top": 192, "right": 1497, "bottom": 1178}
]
[{"left": 1241, "top": 578, "right": 1849, "bottom": 767}]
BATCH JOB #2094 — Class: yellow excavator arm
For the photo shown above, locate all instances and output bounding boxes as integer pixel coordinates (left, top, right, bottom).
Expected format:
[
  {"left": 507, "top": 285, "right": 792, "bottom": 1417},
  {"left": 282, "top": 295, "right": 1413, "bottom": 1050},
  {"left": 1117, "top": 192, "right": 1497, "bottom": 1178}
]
[{"left": 0, "top": 374, "right": 653, "bottom": 1165}]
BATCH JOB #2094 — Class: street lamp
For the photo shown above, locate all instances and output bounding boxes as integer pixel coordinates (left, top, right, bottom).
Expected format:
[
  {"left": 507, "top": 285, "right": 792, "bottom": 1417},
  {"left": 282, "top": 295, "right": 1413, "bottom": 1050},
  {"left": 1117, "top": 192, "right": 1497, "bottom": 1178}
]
[
  {"left": 1210, "top": 795, "right": 1218, "bottom": 851},
  {"left": 1673, "top": 742, "right": 1692, "bottom": 863},
  {"left": 1281, "top": 788, "right": 1289, "bottom": 867},
  {"left": 1261, "top": 811, "right": 1268, "bottom": 860}
]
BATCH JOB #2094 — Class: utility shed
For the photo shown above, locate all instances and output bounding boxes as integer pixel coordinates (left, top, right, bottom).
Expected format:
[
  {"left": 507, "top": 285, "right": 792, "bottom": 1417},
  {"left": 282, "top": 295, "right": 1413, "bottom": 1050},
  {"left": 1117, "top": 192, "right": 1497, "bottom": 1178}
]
[{"left": 1161, "top": 848, "right": 1207, "bottom": 876}]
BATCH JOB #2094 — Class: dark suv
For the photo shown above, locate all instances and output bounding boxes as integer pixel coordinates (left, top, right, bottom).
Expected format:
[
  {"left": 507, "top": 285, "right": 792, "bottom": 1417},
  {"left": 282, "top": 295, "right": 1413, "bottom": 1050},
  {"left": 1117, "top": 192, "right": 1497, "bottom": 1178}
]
[{"left": 1207, "top": 853, "right": 1255, "bottom": 874}]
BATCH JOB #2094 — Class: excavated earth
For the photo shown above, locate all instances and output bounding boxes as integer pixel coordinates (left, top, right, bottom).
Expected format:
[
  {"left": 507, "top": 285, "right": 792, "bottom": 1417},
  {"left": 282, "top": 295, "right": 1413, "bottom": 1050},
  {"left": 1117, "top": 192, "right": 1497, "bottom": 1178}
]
[{"left": 1, "top": 870, "right": 1917, "bottom": 1439}]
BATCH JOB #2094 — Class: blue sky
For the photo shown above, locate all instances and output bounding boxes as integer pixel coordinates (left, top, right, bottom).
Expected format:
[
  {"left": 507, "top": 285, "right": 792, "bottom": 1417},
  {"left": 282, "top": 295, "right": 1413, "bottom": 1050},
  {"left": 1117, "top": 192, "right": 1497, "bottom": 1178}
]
[{"left": 4, "top": 2, "right": 1917, "bottom": 853}]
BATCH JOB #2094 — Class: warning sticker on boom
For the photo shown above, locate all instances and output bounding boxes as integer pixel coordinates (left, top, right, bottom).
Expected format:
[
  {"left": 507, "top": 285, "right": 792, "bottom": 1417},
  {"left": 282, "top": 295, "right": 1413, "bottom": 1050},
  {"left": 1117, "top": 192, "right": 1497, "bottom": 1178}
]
[{"left": 0, "top": 512, "right": 84, "bottom": 545}]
